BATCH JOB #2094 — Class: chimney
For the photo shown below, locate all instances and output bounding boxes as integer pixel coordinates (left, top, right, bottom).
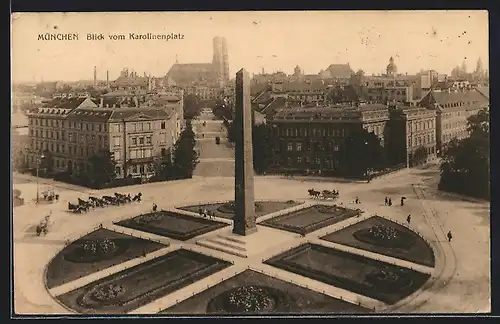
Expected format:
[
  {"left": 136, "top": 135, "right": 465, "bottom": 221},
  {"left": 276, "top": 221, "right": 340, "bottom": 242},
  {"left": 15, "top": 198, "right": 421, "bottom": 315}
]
[
  {"left": 93, "top": 66, "right": 97, "bottom": 87},
  {"left": 144, "top": 72, "right": 147, "bottom": 77},
  {"left": 106, "top": 70, "right": 109, "bottom": 85}
]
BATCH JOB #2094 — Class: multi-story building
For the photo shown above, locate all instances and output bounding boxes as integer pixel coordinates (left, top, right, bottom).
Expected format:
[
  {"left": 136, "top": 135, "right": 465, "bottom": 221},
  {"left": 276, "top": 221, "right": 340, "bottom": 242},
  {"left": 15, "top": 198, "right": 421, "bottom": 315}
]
[
  {"left": 109, "top": 68, "right": 154, "bottom": 92},
  {"left": 419, "top": 89, "right": 489, "bottom": 154},
  {"left": 26, "top": 97, "right": 97, "bottom": 171},
  {"left": 385, "top": 105, "right": 437, "bottom": 166},
  {"left": 107, "top": 106, "right": 179, "bottom": 179},
  {"left": 364, "top": 76, "right": 416, "bottom": 103},
  {"left": 267, "top": 104, "right": 389, "bottom": 174},
  {"left": 26, "top": 96, "right": 182, "bottom": 179}
]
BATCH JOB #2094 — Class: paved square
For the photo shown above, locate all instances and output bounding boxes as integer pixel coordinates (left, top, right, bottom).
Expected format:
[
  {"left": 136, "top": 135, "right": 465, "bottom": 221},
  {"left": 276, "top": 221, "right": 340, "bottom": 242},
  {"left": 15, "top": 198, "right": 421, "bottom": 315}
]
[
  {"left": 178, "top": 200, "right": 302, "bottom": 220},
  {"left": 321, "top": 216, "right": 435, "bottom": 267},
  {"left": 45, "top": 228, "right": 167, "bottom": 289},
  {"left": 56, "top": 249, "right": 232, "bottom": 314},
  {"left": 114, "top": 211, "right": 228, "bottom": 241},
  {"left": 161, "top": 269, "right": 371, "bottom": 314},
  {"left": 260, "top": 204, "right": 360, "bottom": 235},
  {"left": 264, "top": 243, "right": 430, "bottom": 305}
]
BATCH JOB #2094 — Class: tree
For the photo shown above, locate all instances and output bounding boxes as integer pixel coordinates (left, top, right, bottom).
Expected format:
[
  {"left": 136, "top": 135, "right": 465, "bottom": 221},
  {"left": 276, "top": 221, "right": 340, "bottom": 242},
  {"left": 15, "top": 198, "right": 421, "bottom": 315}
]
[
  {"left": 341, "top": 128, "right": 385, "bottom": 177},
  {"left": 212, "top": 99, "right": 233, "bottom": 120},
  {"left": 252, "top": 123, "right": 275, "bottom": 173},
  {"left": 226, "top": 120, "right": 237, "bottom": 143},
  {"left": 411, "top": 146, "right": 428, "bottom": 166},
  {"left": 88, "top": 149, "right": 116, "bottom": 187},
  {"left": 183, "top": 93, "right": 202, "bottom": 120},
  {"left": 171, "top": 120, "right": 199, "bottom": 179},
  {"left": 439, "top": 109, "right": 490, "bottom": 199}
]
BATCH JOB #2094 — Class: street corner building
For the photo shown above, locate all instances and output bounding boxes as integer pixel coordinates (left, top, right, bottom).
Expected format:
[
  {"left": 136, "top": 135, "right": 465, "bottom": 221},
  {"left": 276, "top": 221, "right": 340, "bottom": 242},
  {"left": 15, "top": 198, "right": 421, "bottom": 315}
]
[{"left": 25, "top": 93, "right": 184, "bottom": 180}]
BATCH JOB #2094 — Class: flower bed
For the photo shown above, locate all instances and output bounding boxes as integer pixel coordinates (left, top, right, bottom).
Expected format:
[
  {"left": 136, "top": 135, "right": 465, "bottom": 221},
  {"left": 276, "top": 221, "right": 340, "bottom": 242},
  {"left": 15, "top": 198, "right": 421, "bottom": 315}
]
[
  {"left": 208, "top": 285, "right": 280, "bottom": 313},
  {"left": 64, "top": 238, "right": 127, "bottom": 263},
  {"left": 353, "top": 225, "right": 416, "bottom": 250}
]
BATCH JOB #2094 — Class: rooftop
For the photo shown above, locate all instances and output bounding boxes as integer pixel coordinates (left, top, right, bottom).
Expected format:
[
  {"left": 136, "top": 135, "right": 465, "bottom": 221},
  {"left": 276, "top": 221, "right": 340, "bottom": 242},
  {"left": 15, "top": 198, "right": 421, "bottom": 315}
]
[{"left": 273, "top": 103, "right": 388, "bottom": 120}]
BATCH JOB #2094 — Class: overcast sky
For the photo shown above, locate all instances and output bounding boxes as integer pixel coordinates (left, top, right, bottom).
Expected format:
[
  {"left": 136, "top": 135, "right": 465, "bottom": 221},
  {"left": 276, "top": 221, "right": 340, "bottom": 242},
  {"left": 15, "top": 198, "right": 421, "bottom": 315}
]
[{"left": 11, "top": 11, "right": 488, "bottom": 82}]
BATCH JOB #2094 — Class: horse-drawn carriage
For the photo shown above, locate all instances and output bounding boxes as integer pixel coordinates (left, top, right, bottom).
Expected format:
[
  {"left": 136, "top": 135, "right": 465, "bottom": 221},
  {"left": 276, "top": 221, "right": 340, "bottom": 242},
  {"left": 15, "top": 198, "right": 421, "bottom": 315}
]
[
  {"left": 68, "top": 192, "right": 142, "bottom": 213},
  {"left": 308, "top": 189, "right": 340, "bottom": 200},
  {"left": 36, "top": 214, "right": 51, "bottom": 236},
  {"left": 39, "top": 188, "right": 59, "bottom": 203}
]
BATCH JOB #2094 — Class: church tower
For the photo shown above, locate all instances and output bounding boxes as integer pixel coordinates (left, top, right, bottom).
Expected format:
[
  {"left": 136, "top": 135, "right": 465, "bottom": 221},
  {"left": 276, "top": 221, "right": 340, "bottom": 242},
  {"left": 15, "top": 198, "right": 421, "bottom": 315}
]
[{"left": 212, "top": 36, "right": 230, "bottom": 86}]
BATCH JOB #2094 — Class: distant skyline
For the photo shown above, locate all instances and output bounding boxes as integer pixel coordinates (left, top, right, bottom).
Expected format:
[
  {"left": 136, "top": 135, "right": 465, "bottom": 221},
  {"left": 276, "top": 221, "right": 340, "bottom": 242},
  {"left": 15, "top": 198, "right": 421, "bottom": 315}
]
[{"left": 11, "top": 11, "right": 488, "bottom": 83}]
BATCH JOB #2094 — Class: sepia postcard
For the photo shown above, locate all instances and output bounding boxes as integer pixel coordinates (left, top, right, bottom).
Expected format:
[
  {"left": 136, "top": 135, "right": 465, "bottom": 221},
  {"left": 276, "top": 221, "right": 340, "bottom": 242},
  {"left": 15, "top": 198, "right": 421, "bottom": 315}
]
[{"left": 11, "top": 11, "right": 490, "bottom": 316}]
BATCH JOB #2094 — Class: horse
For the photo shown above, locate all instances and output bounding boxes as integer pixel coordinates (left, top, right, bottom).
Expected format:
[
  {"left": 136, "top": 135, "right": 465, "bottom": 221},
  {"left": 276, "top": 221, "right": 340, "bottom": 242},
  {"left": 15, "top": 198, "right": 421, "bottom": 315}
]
[{"left": 308, "top": 189, "right": 321, "bottom": 199}]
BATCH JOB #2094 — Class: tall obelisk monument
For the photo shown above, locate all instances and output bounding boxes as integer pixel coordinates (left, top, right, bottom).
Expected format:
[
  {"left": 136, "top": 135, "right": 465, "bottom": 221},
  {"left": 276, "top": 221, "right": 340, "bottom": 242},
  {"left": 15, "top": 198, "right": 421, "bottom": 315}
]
[{"left": 233, "top": 69, "right": 258, "bottom": 236}]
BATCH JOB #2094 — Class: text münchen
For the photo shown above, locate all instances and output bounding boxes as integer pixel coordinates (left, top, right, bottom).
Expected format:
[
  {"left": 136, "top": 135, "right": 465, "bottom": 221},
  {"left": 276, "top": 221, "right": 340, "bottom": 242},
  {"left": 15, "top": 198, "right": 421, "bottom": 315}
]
[{"left": 38, "top": 33, "right": 79, "bottom": 41}]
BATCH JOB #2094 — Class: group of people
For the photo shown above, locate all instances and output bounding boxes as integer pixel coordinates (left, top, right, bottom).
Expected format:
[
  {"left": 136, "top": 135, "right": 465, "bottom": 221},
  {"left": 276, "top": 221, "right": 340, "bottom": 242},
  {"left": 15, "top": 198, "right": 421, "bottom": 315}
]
[
  {"left": 384, "top": 197, "right": 393, "bottom": 206},
  {"left": 198, "top": 207, "right": 216, "bottom": 219}
]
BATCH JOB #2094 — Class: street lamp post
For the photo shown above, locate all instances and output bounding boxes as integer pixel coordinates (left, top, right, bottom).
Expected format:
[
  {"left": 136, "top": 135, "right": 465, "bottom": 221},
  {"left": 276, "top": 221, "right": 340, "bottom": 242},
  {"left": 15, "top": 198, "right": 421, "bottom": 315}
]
[
  {"left": 36, "top": 153, "right": 45, "bottom": 203},
  {"left": 364, "top": 140, "right": 369, "bottom": 179}
]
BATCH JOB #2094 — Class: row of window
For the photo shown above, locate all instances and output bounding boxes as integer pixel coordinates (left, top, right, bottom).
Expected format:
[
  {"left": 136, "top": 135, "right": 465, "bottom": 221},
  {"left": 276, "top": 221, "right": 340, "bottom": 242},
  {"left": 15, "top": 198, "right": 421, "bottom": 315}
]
[
  {"left": 443, "top": 120, "right": 467, "bottom": 130},
  {"left": 285, "top": 141, "right": 341, "bottom": 152},
  {"left": 131, "top": 136, "right": 152, "bottom": 146},
  {"left": 30, "top": 118, "right": 108, "bottom": 133},
  {"left": 30, "top": 129, "right": 66, "bottom": 140},
  {"left": 279, "top": 156, "right": 338, "bottom": 168},
  {"left": 67, "top": 133, "right": 108, "bottom": 145},
  {"left": 441, "top": 101, "right": 479, "bottom": 109},
  {"left": 410, "top": 119, "right": 434, "bottom": 132},
  {"left": 278, "top": 127, "right": 347, "bottom": 138},
  {"left": 442, "top": 130, "right": 469, "bottom": 143},
  {"left": 441, "top": 109, "right": 476, "bottom": 118},
  {"left": 111, "top": 121, "right": 168, "bottom": 133},
  {"left": 408, "top": 133, "right": 434, "bottom": 148},
  {"left": 30, "top": 140, "right": 104, "bottom": 157}
]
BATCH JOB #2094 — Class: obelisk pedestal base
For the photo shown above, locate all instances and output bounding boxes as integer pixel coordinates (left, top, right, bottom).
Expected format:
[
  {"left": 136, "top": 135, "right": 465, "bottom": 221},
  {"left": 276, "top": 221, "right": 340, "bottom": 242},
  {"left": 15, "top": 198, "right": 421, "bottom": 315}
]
[
  {"left": 232, "top": 225, "right": 258, "bottom": 236},
  {"left": 196, "top": 226, "right": 296, "bottom": 259}
]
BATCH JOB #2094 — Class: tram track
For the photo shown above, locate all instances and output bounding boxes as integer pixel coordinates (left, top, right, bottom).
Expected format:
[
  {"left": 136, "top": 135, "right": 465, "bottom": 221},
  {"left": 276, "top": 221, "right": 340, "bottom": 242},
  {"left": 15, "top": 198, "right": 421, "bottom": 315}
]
[{"left": 383, "top": 184, "right": 457, "bottom": 312}]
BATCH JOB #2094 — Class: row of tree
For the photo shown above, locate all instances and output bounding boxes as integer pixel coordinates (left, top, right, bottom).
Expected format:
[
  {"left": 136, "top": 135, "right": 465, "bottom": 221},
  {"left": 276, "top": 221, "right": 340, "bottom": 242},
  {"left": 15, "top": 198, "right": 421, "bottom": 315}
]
[
  {"left": 183, "top": 93, "right": 203, "bottom": 120},
  {"left": 212, "top": 99, "right": 233, "bottom": 120},
  {"left": 439, "top": 109, "right": 490, "bottom": 199},
  {"left": 154, "top": 120, "right": 199, "bottom": 181}
]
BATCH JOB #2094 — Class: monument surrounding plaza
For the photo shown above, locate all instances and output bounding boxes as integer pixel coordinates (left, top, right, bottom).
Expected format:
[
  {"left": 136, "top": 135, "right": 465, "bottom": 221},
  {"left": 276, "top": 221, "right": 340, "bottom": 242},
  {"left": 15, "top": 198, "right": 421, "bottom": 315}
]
[{"left": 232, "top": 68, "right": 258, "bottom": 236}]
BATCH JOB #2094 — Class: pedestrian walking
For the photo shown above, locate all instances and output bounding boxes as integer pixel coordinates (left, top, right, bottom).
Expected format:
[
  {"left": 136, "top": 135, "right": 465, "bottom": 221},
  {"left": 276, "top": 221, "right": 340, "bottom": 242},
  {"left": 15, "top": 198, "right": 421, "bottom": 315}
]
[
  {"left": 401, "top": 197, "right": 404, "bottom": 206},
  {"left": 406, "top": 214, "right": 411, "bottom": 225},
  {"left": 388, "top": 198, "right": 392, "bottom": 206},
  {"left": 385, "top": 197, "right": 388, "bottom": 206},
  {"left": 152, "top": 203, "right": 157, "bottom": 212},
  {"left": 447, "top": 230, "right": 453, "bottom": 242},
  {"left": 355, "top": 197, "right": 360, "bottom": 204}
]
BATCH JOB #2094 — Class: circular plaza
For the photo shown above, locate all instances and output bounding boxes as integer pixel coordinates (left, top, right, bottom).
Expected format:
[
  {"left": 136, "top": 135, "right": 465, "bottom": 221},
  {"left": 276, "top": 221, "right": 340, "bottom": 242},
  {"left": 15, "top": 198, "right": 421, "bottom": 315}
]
[{"left": 12, "top": 161, "right": 491, "bottom": 315}]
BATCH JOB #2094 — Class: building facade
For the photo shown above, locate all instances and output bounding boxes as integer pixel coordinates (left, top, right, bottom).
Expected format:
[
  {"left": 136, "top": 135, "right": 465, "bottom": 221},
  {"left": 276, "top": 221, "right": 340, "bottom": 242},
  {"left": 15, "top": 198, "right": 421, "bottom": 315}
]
[
  {"left": 26, "top": 97, "right": 181, "bottom": 179},
  {"left": 267, "top": 104, "right": 389, "bottom": 174},
  {"left": 419, "top": 89, "right": 489, "bottom": 154},
  {"left": 386, "top": 105, "right": 437, "bottom": 166}
]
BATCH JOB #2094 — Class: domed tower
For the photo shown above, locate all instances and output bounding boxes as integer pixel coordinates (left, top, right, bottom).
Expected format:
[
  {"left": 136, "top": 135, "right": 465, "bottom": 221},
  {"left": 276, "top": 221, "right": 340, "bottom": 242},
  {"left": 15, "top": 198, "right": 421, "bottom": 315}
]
[{"left": 386, "top": 57, "right": 397, "bottom": 77}]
